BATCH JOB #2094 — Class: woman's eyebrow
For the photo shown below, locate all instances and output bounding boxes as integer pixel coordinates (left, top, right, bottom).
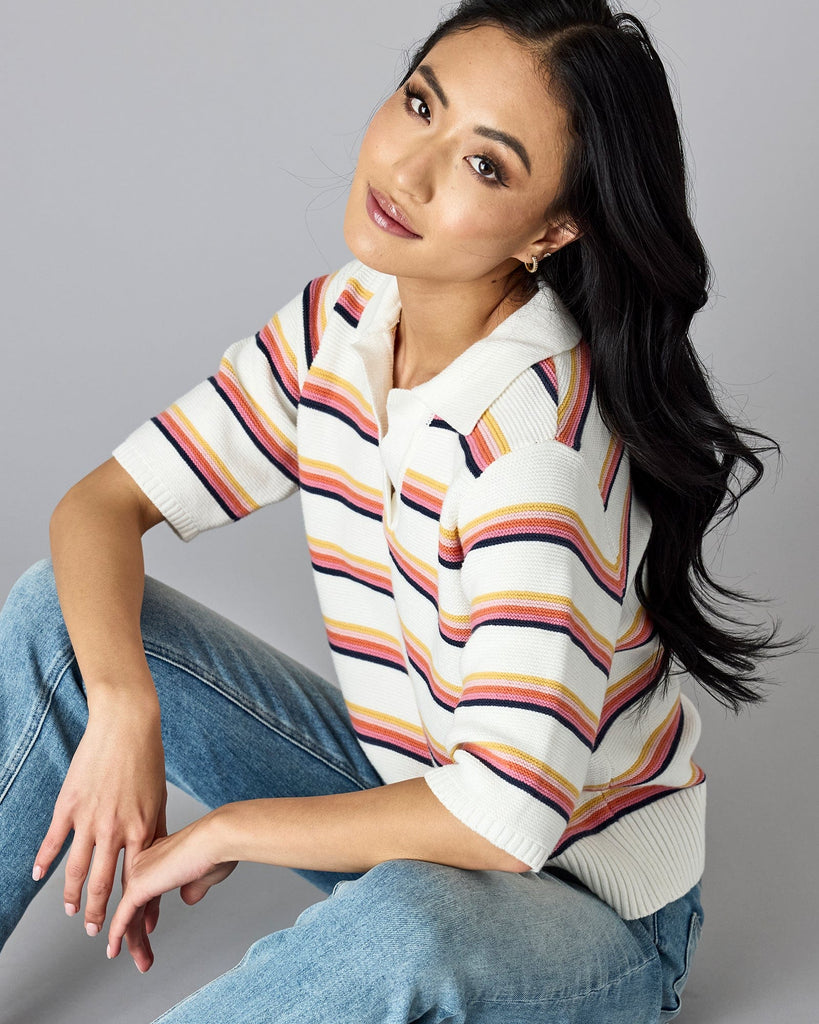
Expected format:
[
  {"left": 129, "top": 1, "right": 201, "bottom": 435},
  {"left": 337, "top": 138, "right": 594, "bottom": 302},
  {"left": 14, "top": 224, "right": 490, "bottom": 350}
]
[{"left": 417, "top": 63, "right": 532, "bottom": 175}]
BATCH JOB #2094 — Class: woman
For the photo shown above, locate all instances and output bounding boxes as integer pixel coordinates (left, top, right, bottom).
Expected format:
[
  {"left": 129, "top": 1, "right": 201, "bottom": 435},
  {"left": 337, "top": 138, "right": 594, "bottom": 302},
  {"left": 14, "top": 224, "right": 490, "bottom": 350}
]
[{"left": 0, "top": 1, "right": 799, "bottom": 1021}]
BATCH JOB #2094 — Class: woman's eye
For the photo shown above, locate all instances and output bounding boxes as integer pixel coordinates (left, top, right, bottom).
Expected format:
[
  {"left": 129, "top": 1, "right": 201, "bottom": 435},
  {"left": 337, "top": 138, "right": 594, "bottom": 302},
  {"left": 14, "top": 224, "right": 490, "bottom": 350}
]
[
  {"left": 466, "top": 155, "right": 505, "bottom": 186},
  {"left": 407, "top": 94, "right": 430, "bottom": 120}
]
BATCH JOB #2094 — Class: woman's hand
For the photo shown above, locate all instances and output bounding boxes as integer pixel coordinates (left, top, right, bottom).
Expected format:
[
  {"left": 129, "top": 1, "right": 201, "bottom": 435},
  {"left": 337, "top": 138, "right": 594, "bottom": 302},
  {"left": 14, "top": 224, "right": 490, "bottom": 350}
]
[
  {"left": 107, "top": 812, "right": 237, "bottom": 972},
  {"left": 33, "top": 690, "right": 167, "bottom": 946}
]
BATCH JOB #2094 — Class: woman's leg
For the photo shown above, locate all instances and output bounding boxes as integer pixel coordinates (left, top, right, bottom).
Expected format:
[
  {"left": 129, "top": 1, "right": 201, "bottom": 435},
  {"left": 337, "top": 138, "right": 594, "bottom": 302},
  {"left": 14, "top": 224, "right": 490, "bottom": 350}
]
[
  {"left": 149, "top": 858, "right": 702, "bottom": 1024},
  {"left": 0, "top": 559, "right": 383, "bottom": 949}
]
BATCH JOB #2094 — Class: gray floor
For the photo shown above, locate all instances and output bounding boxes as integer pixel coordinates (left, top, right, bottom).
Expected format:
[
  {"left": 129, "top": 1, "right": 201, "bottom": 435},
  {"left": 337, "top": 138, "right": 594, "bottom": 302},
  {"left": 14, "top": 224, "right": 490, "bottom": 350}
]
[{"left": 2, "top": 779, "right": 817, "bottom": 1024}]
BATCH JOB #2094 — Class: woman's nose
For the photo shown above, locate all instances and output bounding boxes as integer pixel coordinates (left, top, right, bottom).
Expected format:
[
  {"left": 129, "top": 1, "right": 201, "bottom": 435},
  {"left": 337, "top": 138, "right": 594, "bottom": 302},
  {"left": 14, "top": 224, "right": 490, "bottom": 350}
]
[{"left": 390, "top": 142, "right": 435, "bottom": 204}]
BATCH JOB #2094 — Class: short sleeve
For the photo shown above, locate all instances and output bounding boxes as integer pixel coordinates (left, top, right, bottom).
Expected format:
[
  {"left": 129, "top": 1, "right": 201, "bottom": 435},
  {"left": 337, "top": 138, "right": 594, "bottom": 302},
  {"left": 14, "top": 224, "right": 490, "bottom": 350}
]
[
  {"left": 112, "top": 269, "right": 348, "bottom": 541},
  {"left": 424, "top": 440, "right": 623, "bottom": 871}
]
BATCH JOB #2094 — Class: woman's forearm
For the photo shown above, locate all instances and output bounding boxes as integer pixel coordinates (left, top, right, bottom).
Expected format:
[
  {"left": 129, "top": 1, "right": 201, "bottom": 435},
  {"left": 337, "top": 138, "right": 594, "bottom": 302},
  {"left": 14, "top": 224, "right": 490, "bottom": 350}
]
[
  {"left": 207, "top": 777, "right": 530, "bottom": 875},
  {"left": 49, "top": 457, "right": 164, "bottom": 705}
]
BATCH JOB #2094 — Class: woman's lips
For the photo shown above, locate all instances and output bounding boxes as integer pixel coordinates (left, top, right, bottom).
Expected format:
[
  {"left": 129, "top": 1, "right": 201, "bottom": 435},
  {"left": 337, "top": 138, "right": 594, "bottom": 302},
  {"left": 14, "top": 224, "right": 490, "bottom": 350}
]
[{"left": 366, "top": 187, "right": 421, "bottom": 239}]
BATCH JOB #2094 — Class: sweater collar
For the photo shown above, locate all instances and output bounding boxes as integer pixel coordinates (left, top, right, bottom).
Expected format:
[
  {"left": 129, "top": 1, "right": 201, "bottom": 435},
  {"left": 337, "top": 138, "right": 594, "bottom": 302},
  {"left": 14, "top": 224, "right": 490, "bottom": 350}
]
[{"left": 352, "top": 267, "right": 582, "bottom": 436}]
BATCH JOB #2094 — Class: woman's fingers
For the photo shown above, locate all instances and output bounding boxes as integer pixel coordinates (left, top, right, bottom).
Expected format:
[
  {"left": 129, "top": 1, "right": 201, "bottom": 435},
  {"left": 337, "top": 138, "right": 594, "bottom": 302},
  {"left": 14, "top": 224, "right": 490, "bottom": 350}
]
[
  {"left": 144, "top": 894, "right": 161, "bottom": 935},
  {"left": 83, "top": 843, "right": 121, "bottom": 936},
  {"left": 33, "top": 809, "right": 73, "bottom": 882},
  {"left": 107, "top": 886, "right": 154, "bottom": 971},
  {"left": 61, "top": 835, "right": 94, "bottom": 918}
]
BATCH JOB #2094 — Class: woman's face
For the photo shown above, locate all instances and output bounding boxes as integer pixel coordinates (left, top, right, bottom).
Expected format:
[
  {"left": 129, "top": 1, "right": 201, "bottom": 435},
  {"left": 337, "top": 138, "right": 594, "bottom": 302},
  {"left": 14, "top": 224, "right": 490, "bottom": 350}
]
[{"left": 344, "top": 24, "right": 573, "bottom": 285}]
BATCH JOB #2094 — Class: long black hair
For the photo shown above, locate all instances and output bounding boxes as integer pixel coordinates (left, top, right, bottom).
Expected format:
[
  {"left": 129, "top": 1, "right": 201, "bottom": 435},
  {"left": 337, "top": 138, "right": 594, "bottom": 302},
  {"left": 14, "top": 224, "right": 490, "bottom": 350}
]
[{"left": 400, "top": 0, "right": 804, "bottom": 713}]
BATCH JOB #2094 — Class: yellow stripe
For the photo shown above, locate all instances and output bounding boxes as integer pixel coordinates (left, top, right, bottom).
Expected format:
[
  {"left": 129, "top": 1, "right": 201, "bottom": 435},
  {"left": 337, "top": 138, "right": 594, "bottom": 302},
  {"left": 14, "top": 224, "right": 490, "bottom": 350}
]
[
  {"left": 462, "top": 671, "right": 598, "bottom": 725},
  {"left": 403, "top": 467, "right": 447, "bottom": 495},
  {"left": 306, "top": 535, "right": 390, "bottom": 575},
  {"left": 323, "top": 617, "right": 403, "bottom": 646},
  {"left": 309, "top": 365, "right": 374, "bottom": 416},
  {"left": 460, "top": 740, "right": 579, "bottom": 799},
  {"left": 482, "top": 409, "right": 510, "bottom": 455},
  {"left": 298, "top": 457, "right": 382, "bottom": 499},
  {"left": 473, "top": 591, "right": 614, "bottom": 655},
  {"left": 599, "top": 435, "right": 619, "bottom": 493},
  {"left": 346, "top": 276, "right": 375, "bottom": 304},
  {"left": 345, "top": 700, "right": 425, "bottom": 737},
  {"left": 401, "top": 624, "right": 460, "bottom": 700},
  {"left": 609, "top": 700, "right": 679, "bottom": 786},
  {"left": 220, "top": 357, "right": 296, "bottom": 456},
  {"left": 463, "top": 501, "right": 616, "bottom": 566},
  {"left": 268, "top": 312, "right": 298, "bottom": 374},
  {"left": 170, "top": 405, "right": 260, "bottom": 511}
]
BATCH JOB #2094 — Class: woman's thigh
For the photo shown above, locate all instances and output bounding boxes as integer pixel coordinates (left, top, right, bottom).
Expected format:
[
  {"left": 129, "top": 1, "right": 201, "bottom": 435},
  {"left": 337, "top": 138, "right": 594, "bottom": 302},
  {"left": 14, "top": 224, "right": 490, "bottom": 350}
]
[
  {"left": 0, "top": 560, "right": 385, "bottom": 897},
  {"left": 152, "top": 859, "right": 671, "bottom": 1024}
]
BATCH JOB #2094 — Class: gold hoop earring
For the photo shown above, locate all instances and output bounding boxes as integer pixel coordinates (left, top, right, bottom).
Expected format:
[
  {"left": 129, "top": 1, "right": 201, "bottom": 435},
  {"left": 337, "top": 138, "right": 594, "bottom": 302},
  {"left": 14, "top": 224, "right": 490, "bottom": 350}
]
[{"left": 524, "top": 252, "right": 551, "bottom": 273}]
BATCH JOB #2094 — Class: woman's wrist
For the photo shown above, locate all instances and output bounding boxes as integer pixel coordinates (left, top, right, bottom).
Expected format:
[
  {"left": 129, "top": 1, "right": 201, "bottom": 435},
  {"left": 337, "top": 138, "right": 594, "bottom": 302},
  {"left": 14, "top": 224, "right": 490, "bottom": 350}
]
[{"left": 204, "top": 803, "right": 243, "bottom": 865}]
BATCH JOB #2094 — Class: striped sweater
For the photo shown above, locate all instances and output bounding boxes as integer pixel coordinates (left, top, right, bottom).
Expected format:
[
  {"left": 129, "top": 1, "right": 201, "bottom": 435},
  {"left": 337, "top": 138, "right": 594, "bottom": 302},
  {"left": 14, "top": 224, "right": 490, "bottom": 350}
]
[{"left": 113, "top": 257, "right": 706, "bottom": 919}]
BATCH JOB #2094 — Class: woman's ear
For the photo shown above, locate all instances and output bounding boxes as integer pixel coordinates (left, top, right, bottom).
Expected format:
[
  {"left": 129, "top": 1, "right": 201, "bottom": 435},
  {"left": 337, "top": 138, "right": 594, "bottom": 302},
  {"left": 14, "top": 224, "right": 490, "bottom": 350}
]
[{"left": 512, "top": 218, "right": 582, "bottom": 263}]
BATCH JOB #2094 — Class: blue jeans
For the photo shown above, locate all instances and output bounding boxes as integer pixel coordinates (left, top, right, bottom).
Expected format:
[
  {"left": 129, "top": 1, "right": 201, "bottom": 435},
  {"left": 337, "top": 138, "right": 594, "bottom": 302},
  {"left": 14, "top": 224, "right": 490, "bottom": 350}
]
[{"left": 0, "top": 560, "right": 703, "bottom": 1023}]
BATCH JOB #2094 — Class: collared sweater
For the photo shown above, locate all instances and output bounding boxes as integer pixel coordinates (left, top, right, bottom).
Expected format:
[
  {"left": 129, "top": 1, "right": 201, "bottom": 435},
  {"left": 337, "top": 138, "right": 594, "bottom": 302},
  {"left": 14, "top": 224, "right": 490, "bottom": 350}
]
[{"left": 113, "top": 257, "right": 706, "bottom": 920}]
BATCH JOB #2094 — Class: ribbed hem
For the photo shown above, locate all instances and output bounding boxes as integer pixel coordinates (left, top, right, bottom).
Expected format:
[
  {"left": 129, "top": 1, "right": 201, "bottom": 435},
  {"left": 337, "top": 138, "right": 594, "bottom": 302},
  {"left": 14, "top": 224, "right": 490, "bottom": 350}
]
[
  {"left": 426, "top": 765, "right": 706, "bottom": 921},
  {"left": 550, "top": 783, "right": 706, "bottom": 919},
  {"left": 113, "top": 432, "right": 200, "bottom": 542}
]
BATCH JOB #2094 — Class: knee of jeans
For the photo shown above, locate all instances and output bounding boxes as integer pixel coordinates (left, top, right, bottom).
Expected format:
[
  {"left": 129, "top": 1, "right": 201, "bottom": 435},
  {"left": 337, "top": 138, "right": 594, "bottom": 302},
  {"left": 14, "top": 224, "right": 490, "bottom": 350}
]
[
  {"left": 3, "top": 560, "right": 59, "bottom": 620},
  {"left": 329, "top": 859, "right": 467, "bottom": 967},
  {"left": 0, "top": 559, "right": 69, "bottom": 672}
]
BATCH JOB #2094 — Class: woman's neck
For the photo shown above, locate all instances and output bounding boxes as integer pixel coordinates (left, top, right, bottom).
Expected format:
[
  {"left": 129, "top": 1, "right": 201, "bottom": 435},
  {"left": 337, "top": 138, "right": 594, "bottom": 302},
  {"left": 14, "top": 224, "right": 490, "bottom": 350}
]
[{"left": 391, "top": 270, "right": 531, "bottom": 391}]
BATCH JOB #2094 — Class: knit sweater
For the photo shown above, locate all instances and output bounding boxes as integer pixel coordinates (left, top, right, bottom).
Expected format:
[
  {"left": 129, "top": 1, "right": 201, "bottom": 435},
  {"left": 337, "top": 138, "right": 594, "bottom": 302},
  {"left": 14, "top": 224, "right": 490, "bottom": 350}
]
[{"left": 113, "top": 257, "right": 706, "bottom": 920}]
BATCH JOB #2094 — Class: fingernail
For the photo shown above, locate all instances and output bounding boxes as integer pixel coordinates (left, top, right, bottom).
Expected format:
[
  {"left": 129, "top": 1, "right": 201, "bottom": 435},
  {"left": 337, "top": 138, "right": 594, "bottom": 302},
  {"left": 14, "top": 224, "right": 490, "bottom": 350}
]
[
  {"left": 65, "top": 903, "right": 78, "bottom": 917},
  {"left": 106, "top": 943, "right": 114, "bottom": 959},
  {"left": 136, "top": 963, "right": 148, "bottom": 975},
  {"left": 86, "top": 922, "right": 100, "bottom": 937},
  {"left": 32, "top": 865, "right": 43, "bottom": 882}
]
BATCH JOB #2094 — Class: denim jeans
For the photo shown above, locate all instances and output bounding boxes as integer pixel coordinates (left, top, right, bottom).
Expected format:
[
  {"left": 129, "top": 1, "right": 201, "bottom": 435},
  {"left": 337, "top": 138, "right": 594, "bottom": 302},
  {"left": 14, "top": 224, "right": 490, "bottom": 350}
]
[{"left": 0, "top": 560, "right": 703, "bottom": 1023}]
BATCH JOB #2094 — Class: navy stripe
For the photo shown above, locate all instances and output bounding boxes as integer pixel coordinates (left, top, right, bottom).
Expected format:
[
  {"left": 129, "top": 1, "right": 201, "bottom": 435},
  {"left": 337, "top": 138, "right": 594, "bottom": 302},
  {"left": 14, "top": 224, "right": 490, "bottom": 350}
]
[
  {"left": 150, "top": 417, "right": 239, "bottom": 522},
  {"left": 467, "top": 532, "right": 624, "bottom": 603},
  {"left": 459, "top": 436, "right": 482, "bottom": 478},
  {"left": 601, "top": 443, "right": 625, "bottom": 510},
  {"left": 387, "top": 549, "right": 436, "bottom": 609},
  {"left": 551, "top": 778, "right": 706, "bottom": 858},
  {"left": 255, "top": 331, "right": 299, "bottom": 410},
  {"left": 639, "top": 704, "right": 685, "bottom": 785},
  {"left": 593, "top": 650, "right": 664, "bottom": 750},
  {"left": 399, "top": 492, "right": 441, "bottom": 521},
  {"left": 471, "top": 617, "right": 611, "bottom": 675},
  {"left": 568, "top": 376, "right": 595, "bottom": 452},
  {"left": 532, "top": 360, "right": 558, "bottom": 404},
  {"left": 429, "top": 416, "right": 456, "bottom": 431},
  {"left": 406, "top": 653, "right": 456, "bottom": 714},
  {"left": 311, "top": 562, "right": 393, "bottom": 598},
  {"left": 328, "top": 641, "right": 406, "bottom": 673},
  {"left": 333, "top": 300, "right": 362, "bottom": 329},
  {"left": 438, "top": 554, "right": 463, "bottom": 570},
  {"left": 299, "top": 395, "right": 379, "bottom": 445},
  {"left": 302, "top": 282, "right": 316, "bottom": 369},
  {"left": 438, "top": 624, "right": 467, "bottom": 649},
  {"left": 471, "top": 752, "right": 571, "bottom": 821},
  {"left": 458, "top": 695, "right": 594, "bottom": 750},
  {"left": 354, "top": 731, "right": 432, "bottom": 766},
  {"left": 300, "top": 481, "right": 383, "bottom": 522},
  {"left": 208, "top": 377, "right": 299, "bottom": 486}
]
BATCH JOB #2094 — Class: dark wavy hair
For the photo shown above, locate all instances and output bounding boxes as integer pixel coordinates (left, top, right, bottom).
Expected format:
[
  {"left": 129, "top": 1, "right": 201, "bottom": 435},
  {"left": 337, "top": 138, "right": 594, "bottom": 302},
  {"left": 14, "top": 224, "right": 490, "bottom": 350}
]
[{"left": 400, "top": 0, "right": 804, "bottom": 713}]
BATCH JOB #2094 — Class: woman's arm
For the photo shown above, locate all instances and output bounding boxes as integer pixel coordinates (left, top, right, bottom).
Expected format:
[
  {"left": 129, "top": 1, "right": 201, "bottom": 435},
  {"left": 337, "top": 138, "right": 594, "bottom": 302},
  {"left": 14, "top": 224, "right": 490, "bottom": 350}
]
[
  {"left": 106, "top": 778, "right": 531, "bottom": 970},
  {"left": 33, "top": 457, "right": 168, "bottom": 953}
]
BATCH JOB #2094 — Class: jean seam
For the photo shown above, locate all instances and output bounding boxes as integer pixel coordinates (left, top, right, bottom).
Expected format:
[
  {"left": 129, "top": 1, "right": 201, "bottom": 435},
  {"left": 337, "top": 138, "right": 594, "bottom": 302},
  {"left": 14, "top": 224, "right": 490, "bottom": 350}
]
[
  {"left": 463, "top": 953, "right": 658, "bottom": 1005},
  {"left": 0, "top": 648, "right": 76, "bottom": 806},
  {"left": 143, "top": 646, "right": 373, "bottom": 792}
]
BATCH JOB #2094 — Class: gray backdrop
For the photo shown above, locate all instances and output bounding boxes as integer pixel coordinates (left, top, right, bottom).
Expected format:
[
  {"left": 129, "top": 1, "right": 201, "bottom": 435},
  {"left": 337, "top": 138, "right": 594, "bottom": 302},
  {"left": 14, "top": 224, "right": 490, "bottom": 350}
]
[{"left": 1, "top": 1, "right": 816, "bottom": 1021}]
